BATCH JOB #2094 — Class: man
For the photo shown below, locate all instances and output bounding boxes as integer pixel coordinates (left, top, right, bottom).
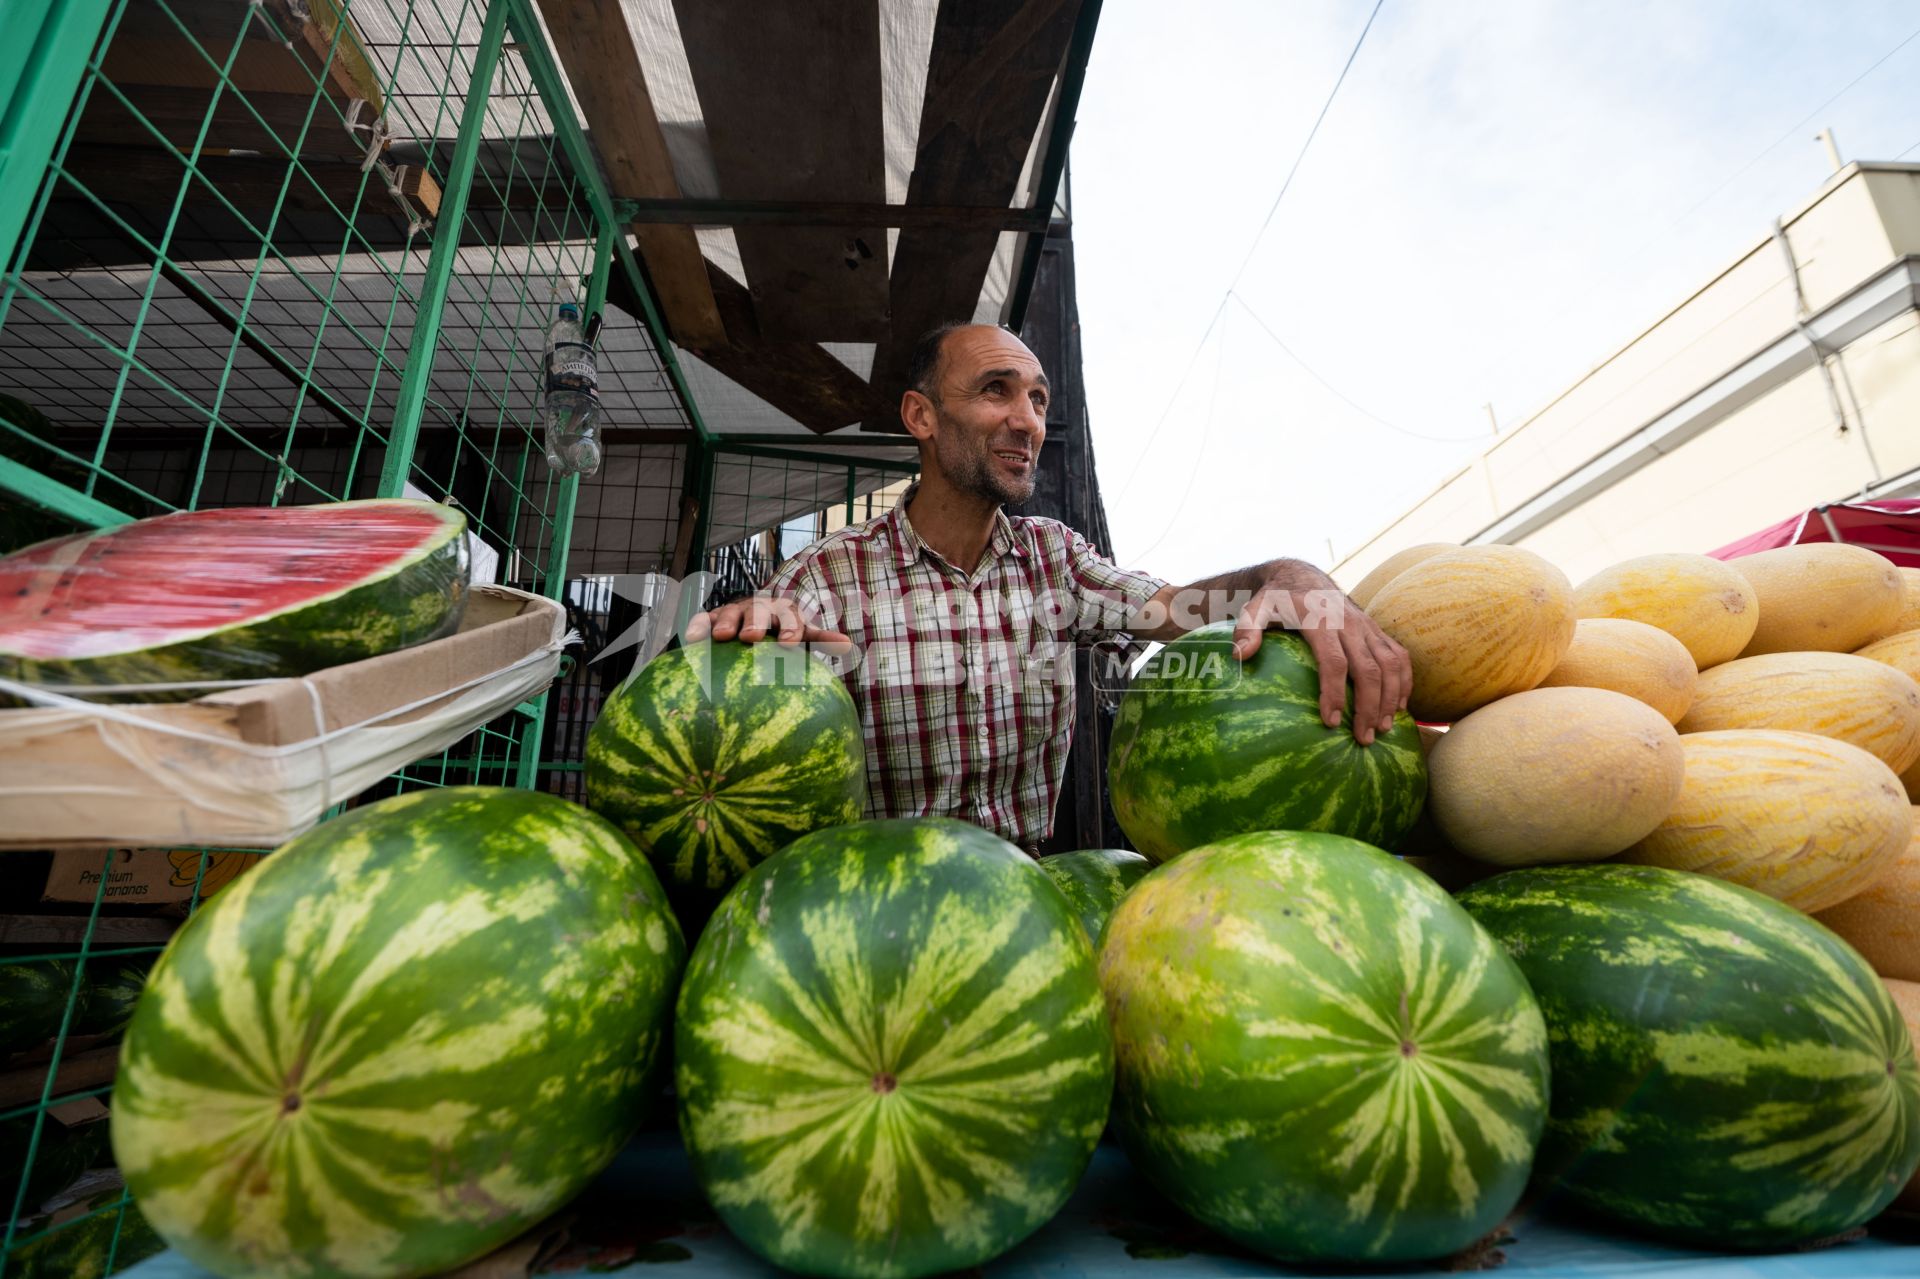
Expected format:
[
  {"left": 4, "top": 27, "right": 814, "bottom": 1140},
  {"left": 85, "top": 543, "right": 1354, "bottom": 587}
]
[{"left": 687, "top": 322, "right": 1412, "bottom": 851}]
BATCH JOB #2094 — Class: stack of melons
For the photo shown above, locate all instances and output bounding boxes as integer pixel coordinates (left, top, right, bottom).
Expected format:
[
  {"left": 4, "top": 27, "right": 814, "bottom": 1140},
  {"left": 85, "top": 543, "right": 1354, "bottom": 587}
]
[{"left": 1356, "top": 540, "right": 1916, "bottom": 916}]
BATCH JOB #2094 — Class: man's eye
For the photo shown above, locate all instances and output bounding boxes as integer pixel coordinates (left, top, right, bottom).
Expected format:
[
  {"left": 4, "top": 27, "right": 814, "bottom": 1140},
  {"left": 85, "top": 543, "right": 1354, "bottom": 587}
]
[{"left": 984, "top": 380, "right": 1004, "bottom": 394}]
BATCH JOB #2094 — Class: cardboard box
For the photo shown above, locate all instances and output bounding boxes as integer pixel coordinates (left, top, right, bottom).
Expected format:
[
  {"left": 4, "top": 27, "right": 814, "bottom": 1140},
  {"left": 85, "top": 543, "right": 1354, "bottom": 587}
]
[
  {"left": 0, "top": 586, "right": 566, "bottom": 850},
  {"left": 39, "top": 846, "right": 260, "bottom": 905}
]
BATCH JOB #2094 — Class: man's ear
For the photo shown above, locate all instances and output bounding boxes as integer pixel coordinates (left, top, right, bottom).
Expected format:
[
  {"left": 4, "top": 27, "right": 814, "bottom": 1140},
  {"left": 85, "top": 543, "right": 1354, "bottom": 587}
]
[{"left": 900, "top": 389, "right": 938, "bottom": 442}]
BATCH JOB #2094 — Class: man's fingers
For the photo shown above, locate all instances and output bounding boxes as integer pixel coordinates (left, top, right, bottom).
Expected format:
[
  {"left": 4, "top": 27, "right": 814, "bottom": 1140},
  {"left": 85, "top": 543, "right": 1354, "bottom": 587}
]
[
  {"left": 1370, "top": 635, "right": 1403, "bottom": 733},
  {"left": 1230, "top": 592, "right": 1272, "bottom": 659},
  {"left": 1346, "top": 631, "right": 1383, "bottom": 746},
  {"left": 1295, "top": 623, "right": 1348, "bottom": 729},
  {"left": 685, "top": 610, "right": 714, "bottom": 642}
]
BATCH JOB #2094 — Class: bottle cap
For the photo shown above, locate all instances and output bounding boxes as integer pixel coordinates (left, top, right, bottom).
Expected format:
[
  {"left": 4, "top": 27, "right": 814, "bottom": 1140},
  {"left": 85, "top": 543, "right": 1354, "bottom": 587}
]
[{"left": 558, "top": 301, "right": 580, "bottom": 319}]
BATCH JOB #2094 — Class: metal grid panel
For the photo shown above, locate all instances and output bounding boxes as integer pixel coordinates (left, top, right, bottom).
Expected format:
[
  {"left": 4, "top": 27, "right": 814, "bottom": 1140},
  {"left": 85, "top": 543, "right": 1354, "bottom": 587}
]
[{"left": 0, "top": 1, "right": 694, "bottom": 1270}]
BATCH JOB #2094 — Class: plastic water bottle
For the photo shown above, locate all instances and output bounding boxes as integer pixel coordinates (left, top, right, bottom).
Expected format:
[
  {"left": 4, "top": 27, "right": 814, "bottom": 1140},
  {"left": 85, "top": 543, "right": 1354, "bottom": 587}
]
[{"left": 542, "top": 301, "right": 602, "bottom": 476}]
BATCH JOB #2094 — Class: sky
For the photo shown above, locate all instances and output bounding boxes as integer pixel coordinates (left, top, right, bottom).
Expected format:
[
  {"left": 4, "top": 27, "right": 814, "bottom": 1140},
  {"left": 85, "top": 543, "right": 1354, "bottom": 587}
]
[{"left": 1068, "top": 0, "right": 1920, "bottom": 586}]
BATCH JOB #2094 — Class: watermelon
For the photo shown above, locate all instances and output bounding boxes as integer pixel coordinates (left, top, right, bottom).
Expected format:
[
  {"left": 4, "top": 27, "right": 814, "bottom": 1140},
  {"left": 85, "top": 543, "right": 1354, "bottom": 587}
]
[
  {"left": 1107, "top": 623, "right": 1425, "bottom": 862},
  {"left": 0, "top": 499, "right": 469, "bottom": 694},
  {"left": 1457, "top": 864, "right": 1920, "bottom": 1248},
  {"left": 74, "top": 952, "right": 155, "bottom": 1038},
  {"left": 1037, "top": 848, "right": 1151, "bottom": 944},
  {"left": 0, "top": 960, "right": 77, "bottom": 1057},
  {"left": 675, "top": 817, "right": 1112, "bottom": 1279},
  {"left": 6, "top": 1191, "right": 166, "bottom": 1278},
  {"left": 2, "top": 1115, "right": 107, "bottom": 1217},
  {"left": 1101, "top": 830, "right": 1549, "bottom": 1264},
  {"left": 109, "top": 787, "right": 685, "bottom": 1278},
  {"left": 587, "top": 639, "right": 866, "bottom": 905}
]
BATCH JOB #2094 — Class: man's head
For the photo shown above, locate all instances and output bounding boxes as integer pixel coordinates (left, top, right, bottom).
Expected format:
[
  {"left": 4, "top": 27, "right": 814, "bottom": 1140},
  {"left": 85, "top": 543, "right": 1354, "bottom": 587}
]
[{"left": 900, "top": 323, "right": 1049, "bottom": 506}]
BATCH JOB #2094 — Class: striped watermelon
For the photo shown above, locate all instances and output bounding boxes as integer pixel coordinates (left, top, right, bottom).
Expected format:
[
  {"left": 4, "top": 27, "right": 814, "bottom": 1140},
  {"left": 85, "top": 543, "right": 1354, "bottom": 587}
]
[
  {"left": 0, "top": 959, "right": 74, "bottom": 1056},
  {"left": 110, "top": 787, "right": 685, "bottom": 1278},
  {"left": 675, "top": 817, "right": 1112, "bottom": 1279},
  {"left": 1107, "top": 623, "right": 1426, "bottom": 861},
  {"left": 587, "top": 639, "right": 866, "bottom": 905},
  {"left": 1101, "top": 830, "right": 1548, "bottom": 1263},
  {"left": 0, "top": 500, "right": 469, "bottom": 693},
  {"left": 1458, "top": 864, "right": 1920, "bottom": 1247},
  {"left": 1037, "top": 848, "right": 1150, "bottom": 944}
]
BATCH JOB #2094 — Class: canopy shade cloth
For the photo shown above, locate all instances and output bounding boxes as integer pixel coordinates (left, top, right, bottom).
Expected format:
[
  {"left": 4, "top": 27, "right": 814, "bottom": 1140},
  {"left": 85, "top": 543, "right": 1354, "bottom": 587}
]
[{"left": 1708, "top": 499, "right": 1920, "bottom": 569}]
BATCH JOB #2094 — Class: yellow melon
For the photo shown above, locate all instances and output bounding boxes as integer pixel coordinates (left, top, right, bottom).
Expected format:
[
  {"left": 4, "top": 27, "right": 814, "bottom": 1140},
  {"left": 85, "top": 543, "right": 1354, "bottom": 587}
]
[
  {"left": 1428, "top": 687, "right": 1684, "bottom": 866},
  {"left": 1535, "top": 617, "right": 1697, "bottom": 724},
  {"left": 1348, "top": 542, "right": 1456, "bottom": 610},
  {"left": 1857, "top": 627, "right": 1920, "bottom": 683},
  {"left": 1813, "top": 809, "right": 1920, "bottom": 981},
  {"left": 1621, "top": 729, "right": 1911, "bottom": 912},
  {"left": 1882, "top": 976, "right": 1920, "bottom": 1214},
  {"left": 1732, "top": 543, "right": 1905, "bottom": 656},
  {"left": 1676, "top": 651, "right": 1920, "bottom": 774},
  {"left": 1572, "top": 552, "right": 1758, "bottom": 669},
  {"left": 1886, "top": 568, "right": 1920, "bottom": 639},
  {"left": 1366, "top": 545, "right": 1576, "bottom": 723}
]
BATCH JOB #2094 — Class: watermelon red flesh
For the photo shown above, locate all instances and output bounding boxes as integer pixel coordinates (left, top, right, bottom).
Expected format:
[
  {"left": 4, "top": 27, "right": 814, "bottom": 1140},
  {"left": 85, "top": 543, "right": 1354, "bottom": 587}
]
[
  {"left": 1100, "top": 830, "right": 1549, "bottom": 1264},
  {"left": 1458, "top": 864, "right": 1920, "bottom": 1248},
  {"left": 109, "top": 787, "right": 686, "bottom": 1279},
  {"left": 675, "top": 817, "right": 1113, "bottom": 1279},
  {"left": 1107, "top": 623, "right": 1428, "bottom": 861},
  {"left": 0, "top": 499, "right": 468, "bottom": 689}
]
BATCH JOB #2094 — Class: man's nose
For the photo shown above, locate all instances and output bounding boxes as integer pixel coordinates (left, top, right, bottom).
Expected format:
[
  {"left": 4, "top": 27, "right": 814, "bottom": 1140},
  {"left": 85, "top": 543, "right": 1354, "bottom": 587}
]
[{"left": 1010, "top": 396, "right": 1045, "bottom": 436}]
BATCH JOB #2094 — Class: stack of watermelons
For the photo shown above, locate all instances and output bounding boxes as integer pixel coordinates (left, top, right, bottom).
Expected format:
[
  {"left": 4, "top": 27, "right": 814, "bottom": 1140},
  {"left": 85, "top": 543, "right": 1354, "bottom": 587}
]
[{"left": 66, "top": 528, "right": 1920, "bottom": 1277}]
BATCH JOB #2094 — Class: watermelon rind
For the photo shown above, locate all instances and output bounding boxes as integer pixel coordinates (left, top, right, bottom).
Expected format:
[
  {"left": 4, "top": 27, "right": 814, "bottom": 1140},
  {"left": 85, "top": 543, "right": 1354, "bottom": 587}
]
[
  {"left": 587, "top": 638, "right": 867, "bottom": 903},
  {"left": 1458, "top": 863, "right": 1920, "bottom": 1248},
  {"left": 1107, "top": 623, "right": 1426, "bottom": 861},
  {"left": 0, "top": 499, "right": 470, "bottom": 693},
  {"left": 1037, "top": 847, "right": 1151, "bottom": 945},
  {"left": 1101, "top": 829, "right": 1549, "bottom": 1264},
  {"left": 0, "top": 959, "right": 78, "bottom": 1057},
  {"left": 675, "top": 817, "right": 1113, "bottom": 1279},
  {"left": 109, "top": 787, "right": 685, "bottom": 1279}
]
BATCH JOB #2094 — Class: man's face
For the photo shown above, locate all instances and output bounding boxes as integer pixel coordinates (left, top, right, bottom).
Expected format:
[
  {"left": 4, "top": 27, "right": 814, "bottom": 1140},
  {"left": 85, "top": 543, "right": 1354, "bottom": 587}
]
[{"left": 913, "top": 326, "right": 1049, "bottom": 505}]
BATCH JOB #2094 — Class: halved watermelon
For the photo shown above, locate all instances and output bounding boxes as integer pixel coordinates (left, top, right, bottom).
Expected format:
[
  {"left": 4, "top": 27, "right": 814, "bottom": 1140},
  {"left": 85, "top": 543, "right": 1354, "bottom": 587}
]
[{"left": 0, "top": 500, "right": 469, "bottom": 693}]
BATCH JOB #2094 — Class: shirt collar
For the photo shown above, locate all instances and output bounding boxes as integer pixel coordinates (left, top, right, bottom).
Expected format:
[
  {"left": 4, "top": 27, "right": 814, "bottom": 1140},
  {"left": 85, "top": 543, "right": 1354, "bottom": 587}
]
[{"left": 887, "top": 481, "right": 1029, "bottom": 572}]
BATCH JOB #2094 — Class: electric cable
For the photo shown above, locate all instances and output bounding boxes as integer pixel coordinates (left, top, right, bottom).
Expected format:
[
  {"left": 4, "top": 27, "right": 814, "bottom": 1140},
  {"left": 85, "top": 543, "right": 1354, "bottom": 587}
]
[{"left": 1110, "top": 0, "right": 1388, "bottom": 505}]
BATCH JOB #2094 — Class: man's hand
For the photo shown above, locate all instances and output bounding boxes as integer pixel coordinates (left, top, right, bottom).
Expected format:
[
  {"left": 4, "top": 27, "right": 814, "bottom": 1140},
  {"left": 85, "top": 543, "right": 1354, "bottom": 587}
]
[
  {"left": 685, "top": 596, "right": 851, "bottom": 652},
  {"left": 1230, "top": 576, "right": 1412, "bottom": 746}
]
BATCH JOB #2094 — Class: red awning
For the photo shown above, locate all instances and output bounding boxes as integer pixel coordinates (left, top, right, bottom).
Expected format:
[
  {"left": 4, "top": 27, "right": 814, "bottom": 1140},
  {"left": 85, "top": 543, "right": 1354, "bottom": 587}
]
[{"left": 1708, "top": 499, "right": 1920, "bottom": 568}]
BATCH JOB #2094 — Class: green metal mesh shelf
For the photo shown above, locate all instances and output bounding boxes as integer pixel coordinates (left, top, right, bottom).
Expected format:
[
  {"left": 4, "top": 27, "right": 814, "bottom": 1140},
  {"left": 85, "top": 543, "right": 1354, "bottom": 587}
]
[{"left": 0, "top": 0, "right": 697, "bottom": 1270}]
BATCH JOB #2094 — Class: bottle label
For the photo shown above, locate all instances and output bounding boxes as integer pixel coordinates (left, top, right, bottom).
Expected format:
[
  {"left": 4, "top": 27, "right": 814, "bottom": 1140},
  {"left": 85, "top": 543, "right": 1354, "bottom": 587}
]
[{"left": 546, "top": 340, "right": 598, "bottom": 397}]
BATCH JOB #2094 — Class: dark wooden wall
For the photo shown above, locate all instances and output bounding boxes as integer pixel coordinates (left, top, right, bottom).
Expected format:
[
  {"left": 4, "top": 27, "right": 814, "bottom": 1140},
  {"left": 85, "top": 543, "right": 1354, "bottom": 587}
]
[{"left": 1009, "top": 222, "right": 1130, "bottom": 854}]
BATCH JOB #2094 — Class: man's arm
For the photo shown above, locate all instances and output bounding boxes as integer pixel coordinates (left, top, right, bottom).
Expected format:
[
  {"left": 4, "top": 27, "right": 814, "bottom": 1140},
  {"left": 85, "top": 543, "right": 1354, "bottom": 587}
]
[{"left": 1126, "top": 557, "right": 1411, "bottom": 746}]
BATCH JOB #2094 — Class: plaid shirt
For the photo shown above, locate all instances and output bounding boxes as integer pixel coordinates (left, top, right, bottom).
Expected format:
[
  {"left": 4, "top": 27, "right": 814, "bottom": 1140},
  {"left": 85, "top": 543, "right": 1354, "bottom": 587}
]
[{"left": 767, "top": 485, "right": 1167, "bottom": 846}]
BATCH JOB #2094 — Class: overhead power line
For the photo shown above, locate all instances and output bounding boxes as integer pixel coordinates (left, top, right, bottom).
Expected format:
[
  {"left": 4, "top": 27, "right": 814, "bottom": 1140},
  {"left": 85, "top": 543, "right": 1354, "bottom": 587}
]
[
  {"left": 1229, "top": 292, "right": 1489, "bottom": 444},
  {"left": 1111, "top": 0, "right": 1387, "bottom": 506}
]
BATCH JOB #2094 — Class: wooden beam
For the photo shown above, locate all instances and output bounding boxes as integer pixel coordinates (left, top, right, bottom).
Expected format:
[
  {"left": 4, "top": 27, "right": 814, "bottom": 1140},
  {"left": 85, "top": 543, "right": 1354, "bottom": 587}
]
[
  {"left": 676, "top": 0, "right": 888, "bottom": 342},
  {"left": 60, "top": 145, "right": 441, "bottom": 220},
  {"left": 85, "top": 0, "right": 389, "bottom": 161},
  {"left": 617, "top": 198, "right": 1050, "bottom": 232},
  {"left": 536, "top": 0, "right": 724, "bottom": 348},
  {"left": 0, "top": 1045, "right": 118, "bottom": 1110},
  {"left": 608, "top": 262, "right": 886, "bottom": 433},
  {"left": 867, "top": 0, "right": 1084, "bottom": 428}
]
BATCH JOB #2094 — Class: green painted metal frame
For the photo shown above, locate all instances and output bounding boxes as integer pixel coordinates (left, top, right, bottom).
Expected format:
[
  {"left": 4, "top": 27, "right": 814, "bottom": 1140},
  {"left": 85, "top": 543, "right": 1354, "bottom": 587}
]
[
  {"left": 0, "top": 453, "right": 130, "bottom": 527},
  {"left": 513, "top": 218, "right": 615, "bottom": 788},
  {"left": 1006, "top": 0, "right": 1102, "bottom": 333},
  {"left": 714, "top": 442, "right": 920, "bottom": 474},
  {"left": 498, "top": 0, "right": 723, "bottom": 574},
  {"left": 0, "top": 0, "right": 113, "bottom": 279},
  {"left": 373, "top": 0, "right": 514, "bottom": 498}
]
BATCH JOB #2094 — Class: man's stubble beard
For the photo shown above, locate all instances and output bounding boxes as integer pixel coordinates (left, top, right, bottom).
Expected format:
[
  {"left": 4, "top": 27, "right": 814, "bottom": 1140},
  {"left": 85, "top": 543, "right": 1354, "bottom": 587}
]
[{"left": 933, "top": 405, "right": 1037, "bottom": 506}]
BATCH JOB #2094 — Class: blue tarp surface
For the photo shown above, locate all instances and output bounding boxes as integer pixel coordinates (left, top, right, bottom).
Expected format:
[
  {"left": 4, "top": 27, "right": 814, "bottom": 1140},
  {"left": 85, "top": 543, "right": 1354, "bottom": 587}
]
[{"left": 125, "top": 1131, "right": 1920, "bottom": 1277}]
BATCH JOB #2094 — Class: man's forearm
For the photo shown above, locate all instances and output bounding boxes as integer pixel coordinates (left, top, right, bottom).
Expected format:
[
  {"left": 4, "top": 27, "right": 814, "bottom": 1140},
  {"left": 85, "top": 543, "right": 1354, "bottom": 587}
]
[{"left": 1131, "top": 558, "right": 1339, "bottom": 638}]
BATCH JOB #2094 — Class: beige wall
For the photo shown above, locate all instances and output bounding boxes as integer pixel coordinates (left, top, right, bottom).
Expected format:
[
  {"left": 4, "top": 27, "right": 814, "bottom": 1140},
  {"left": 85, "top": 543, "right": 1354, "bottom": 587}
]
[{"left": 1334, "top": 162, "right": 1920, "bottom": 590}]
